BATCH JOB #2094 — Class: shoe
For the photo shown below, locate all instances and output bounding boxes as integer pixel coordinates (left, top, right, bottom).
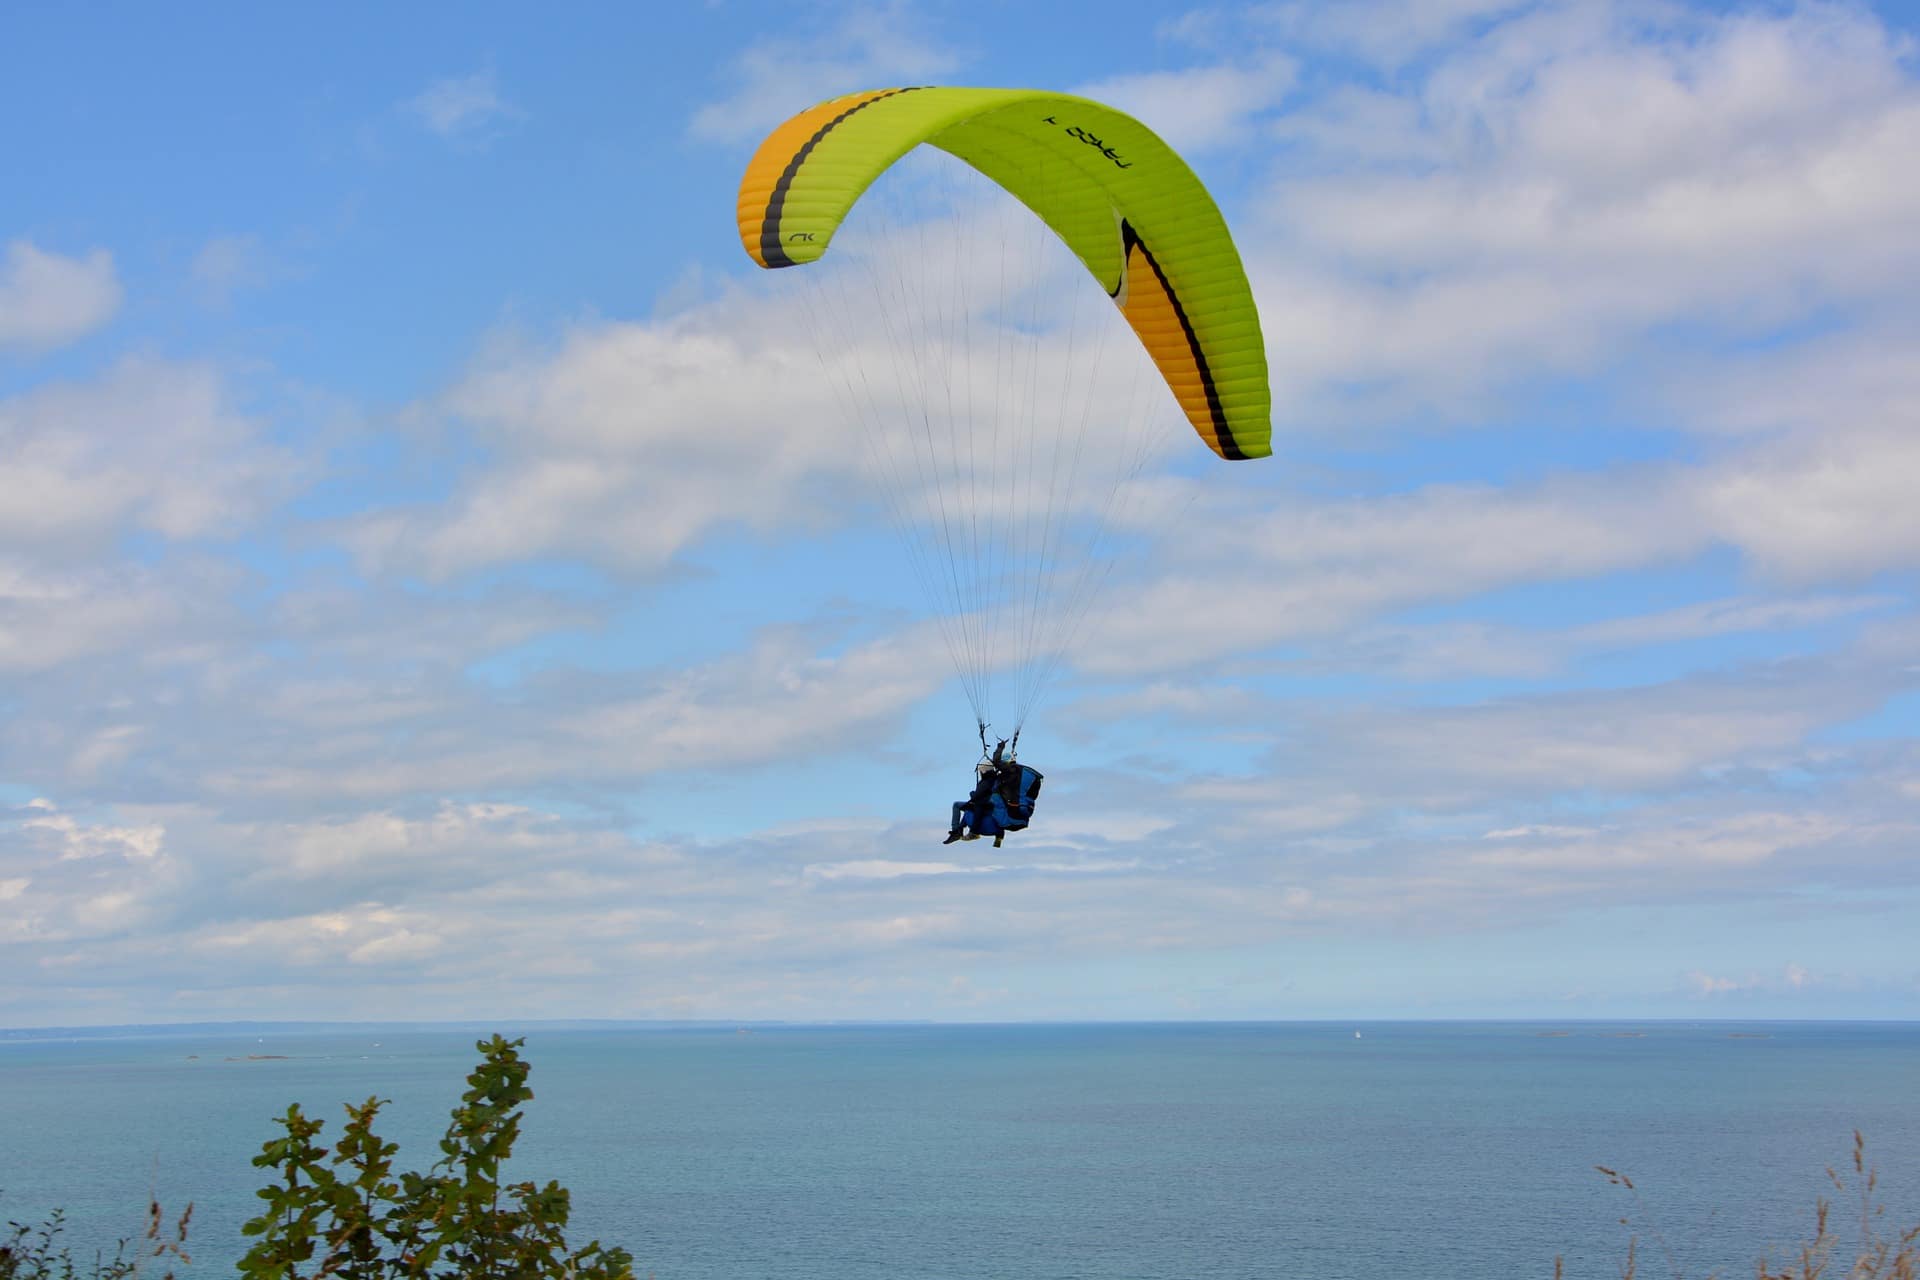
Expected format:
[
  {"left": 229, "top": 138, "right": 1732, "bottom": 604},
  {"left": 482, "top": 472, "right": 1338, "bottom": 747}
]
[
  {"left": 941, "top": 830, "right": 961, "bottom": 844},
  {"left": 993, "top": 833, "right": 1004, "bottom": 848}
]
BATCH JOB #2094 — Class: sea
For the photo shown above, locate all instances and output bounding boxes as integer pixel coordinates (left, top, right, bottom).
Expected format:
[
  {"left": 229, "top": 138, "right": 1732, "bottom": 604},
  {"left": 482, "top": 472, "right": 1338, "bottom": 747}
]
[{"left": 3, "top": 1021, "right": 1918, "bottom": 1279}]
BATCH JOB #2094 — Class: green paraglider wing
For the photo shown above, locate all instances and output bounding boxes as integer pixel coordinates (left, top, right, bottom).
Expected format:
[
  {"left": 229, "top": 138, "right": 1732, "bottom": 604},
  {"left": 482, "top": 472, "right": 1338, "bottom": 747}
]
[{"left": 736, "top": 86, "right": 1271, "bottom": 461}]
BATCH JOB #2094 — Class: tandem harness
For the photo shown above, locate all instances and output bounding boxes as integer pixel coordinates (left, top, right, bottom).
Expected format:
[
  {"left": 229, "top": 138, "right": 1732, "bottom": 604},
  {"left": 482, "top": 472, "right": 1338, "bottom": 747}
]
[{"left": 976, "top": 761, "right": 1044, "bottom": 846}]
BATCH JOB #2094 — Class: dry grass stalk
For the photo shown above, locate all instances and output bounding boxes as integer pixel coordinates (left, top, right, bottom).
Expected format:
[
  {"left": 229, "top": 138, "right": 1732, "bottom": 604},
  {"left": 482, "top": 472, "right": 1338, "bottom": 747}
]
[{"left": 1583, "top": 1133, "right": 1916, "bottom": 1280}]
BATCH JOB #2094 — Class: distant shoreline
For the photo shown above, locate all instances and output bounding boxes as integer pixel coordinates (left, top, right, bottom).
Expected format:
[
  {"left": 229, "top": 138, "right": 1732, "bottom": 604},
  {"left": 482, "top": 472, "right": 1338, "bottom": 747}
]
[{"left": 5, "top": 1016, "right": 1916, "bottom": 1042}]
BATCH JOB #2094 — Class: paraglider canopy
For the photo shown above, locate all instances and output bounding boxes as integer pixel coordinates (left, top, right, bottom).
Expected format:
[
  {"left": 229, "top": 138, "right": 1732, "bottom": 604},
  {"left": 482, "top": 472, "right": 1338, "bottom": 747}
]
[
  {"left": 736, "top": 86, "right": 1271, "bottom": 740},
  {"left": 737, "top": 86, "right": 1271, "bottom": 461}
]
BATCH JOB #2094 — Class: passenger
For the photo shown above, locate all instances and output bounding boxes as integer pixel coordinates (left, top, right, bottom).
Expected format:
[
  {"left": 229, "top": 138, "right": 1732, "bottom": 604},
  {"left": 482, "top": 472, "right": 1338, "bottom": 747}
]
[{"left": 944, "top": 742, "right": 1009, "bottom": 845}]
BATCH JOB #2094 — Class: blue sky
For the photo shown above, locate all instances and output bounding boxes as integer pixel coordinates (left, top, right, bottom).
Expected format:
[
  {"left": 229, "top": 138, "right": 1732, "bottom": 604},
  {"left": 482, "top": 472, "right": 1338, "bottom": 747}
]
[{"left": 5, "top": 0, "right": 1920, "bottom": 1026}]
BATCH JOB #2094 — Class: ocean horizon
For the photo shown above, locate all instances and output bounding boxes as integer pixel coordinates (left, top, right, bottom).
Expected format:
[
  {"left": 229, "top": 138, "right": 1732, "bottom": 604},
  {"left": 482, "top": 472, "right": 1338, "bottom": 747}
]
[{"left": 6, "top": 1019, "right": 1918, "bottom": 1278}]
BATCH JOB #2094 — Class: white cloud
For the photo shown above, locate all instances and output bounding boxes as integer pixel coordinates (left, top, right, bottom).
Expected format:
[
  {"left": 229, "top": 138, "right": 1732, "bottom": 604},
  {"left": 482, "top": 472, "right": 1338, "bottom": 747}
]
[
  {"left": 340, "top": 311, "right": 853, "bottom": 578},
  {"left": 1467, "top": 811, "right": 1853, "bottom": 872},
  {"left": 191, "top": 234, "right": 289, "bottom": 305},
  {"left": 6, "top": 696, "right": 1919, "bottom": 1020},
  {"left": 0, "top": 357, "right": 298, "bottom": 557},
  {"left": 0, "top": 240, "right": 121, "bottom": 351},
  {"left": 1570, "top": 595, "right": 1896, "bottom": 650},
  {"left": 0, "top": 799, "right": 177, "bottom": 945},
  {"left": 1256, "top": 2, "right": 1920, "bottom": 429},
  {"left": 807, "top": 859, "right": 986, "bottom": 880},
  {"left": 169, "top": 621, "right": 944, "bottom": 804},
  {"left": 347, "top": 209, "right": 1162, "bottom": 581},
  {"left": 1166, "top": 651, "right": 1916, "bottom": 846},
  {"left": 1637, "top": 324, "right": 1920, "bottom": 583},
  {"left": 405, "top": 71, "right": 521, "bottom": 143},
  {"left": 1685, "top": 962, "right": 1831, "bottom": 998},
  {"left": 269, "top": 803, "right": 535, "bottom": 878},
  {"left": 1687, "top": 969, "right": 1744, "bottom": 995},
  {"left": 347, "top": 926, "right": 445, "bottom": 965},
  {"left": 1318, "top": 594, "right": 1894, "bottom": 682},
  {"left": 1077, "top": 471, "right": 1707, "bottom": 674},
  {"left": 1077, "top": 55, "right": 1298, "bottom": 152},
  {"left": 197, "top": 904, "right": 448, "bottom": 968},
  {"left": 18, "top": 803, "right": 164, "bottom": 862},
  {"left": 1701, "top": 422, "right": 1920, "bottom": 584},
  {"left": 690, "top": 8, "right": 962, "bottom": 143},
  {"left": 0, "top": 560, "right": 201, "bottom": 674},
  {"left": 1483, "top": 824, "right": 1597, "bottom": 840},
  {"left": 1261, "top": 0, "right": 1539, "bottom": 70},
  {"left": 1663, "top": 324, "right": 1920, "bottom": 442},
  {"left": 805, "top": 855, "right": 1136, "bottom": 880}
]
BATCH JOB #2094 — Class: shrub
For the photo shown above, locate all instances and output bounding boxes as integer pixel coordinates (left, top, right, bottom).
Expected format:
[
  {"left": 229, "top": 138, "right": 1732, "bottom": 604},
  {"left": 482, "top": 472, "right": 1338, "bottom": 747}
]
[{"left": 236, "top": 1034, "right": 634, "bottom": 1280}]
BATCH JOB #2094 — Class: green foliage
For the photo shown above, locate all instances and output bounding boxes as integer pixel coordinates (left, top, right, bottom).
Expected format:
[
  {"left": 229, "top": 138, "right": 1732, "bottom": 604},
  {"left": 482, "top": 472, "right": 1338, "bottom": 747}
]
[{"left": 236, "top": 1035, "right": 634, "bottom": 1280}]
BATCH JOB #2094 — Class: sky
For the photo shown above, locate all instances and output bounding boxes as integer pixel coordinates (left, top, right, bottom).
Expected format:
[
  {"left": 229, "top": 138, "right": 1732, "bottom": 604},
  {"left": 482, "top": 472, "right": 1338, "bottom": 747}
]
[{"left": 4, "top": 0, "right": 1920, "bottom": 1027}]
